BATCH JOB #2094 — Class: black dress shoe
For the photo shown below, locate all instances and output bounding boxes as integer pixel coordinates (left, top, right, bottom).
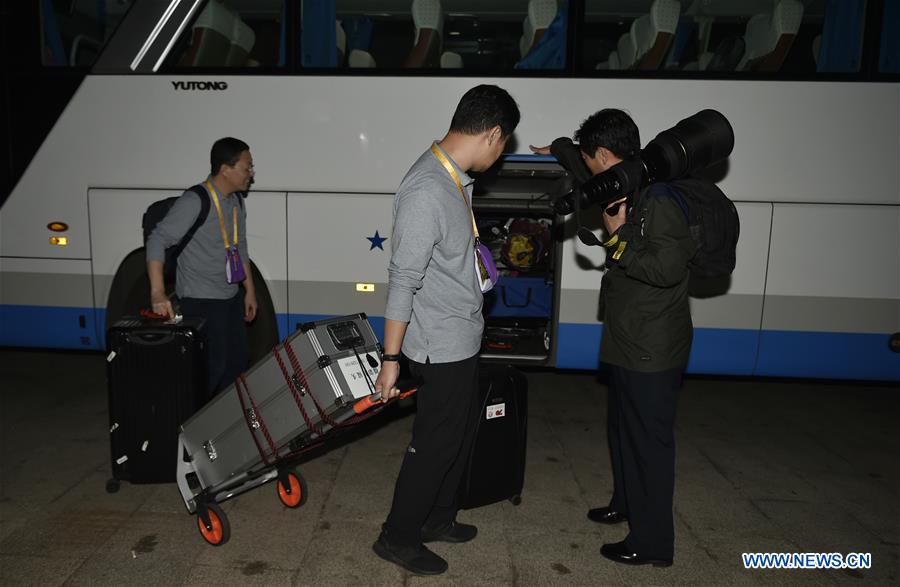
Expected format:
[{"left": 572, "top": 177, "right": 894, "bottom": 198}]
[
  {"left": 422, "top": 521, "right": 478, "bottom": 543},
  {"left": 600, "top": 541, "right": 672, "bottom": 567},
  {"left": 372, "top": 532, "right": 448, "bottom": 575},
  {"left": 587, "top": 506, "right": 627, "bottom": 524}
]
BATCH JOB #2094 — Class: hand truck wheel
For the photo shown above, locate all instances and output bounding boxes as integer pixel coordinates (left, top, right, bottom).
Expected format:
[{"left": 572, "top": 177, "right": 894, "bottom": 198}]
[
  {"left": 197, "top": 502, "right": 230, "bottom": 546},
  {"left": 276, "top": 469, "right": 308, "bottom": 509}
]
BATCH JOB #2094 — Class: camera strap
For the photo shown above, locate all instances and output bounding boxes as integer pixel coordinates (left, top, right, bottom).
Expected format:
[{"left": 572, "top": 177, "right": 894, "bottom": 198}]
[{"left": 574, "top": 185, "right": 607, "bottom": 247}]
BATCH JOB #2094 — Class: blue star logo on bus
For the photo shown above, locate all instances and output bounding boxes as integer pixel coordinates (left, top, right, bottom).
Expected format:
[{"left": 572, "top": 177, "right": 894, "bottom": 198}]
[{"left": 367, "top": 230, "right": 387, "bottom": 251}]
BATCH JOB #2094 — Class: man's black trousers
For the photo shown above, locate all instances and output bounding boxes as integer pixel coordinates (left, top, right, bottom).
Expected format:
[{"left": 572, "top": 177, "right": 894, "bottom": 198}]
[
  {"left": 383, "top": 354, "right": 479, "bottom": 546},
  {"left": 607, "top": 364, "right": 682, "bottom": 560},
  {"left": 180, "top": 292, "right": 248, "bottom": 399}
]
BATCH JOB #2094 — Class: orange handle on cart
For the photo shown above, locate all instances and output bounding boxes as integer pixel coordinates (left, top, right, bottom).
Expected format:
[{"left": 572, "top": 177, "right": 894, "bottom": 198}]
[{"left": 353, "top": 388, "right": 418, "bottom": 415}]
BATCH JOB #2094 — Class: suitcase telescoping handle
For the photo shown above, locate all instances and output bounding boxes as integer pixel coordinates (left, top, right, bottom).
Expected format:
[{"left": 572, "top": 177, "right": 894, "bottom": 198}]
[{"left": 352, "top": 377, "right": 421, "bottom": 415}]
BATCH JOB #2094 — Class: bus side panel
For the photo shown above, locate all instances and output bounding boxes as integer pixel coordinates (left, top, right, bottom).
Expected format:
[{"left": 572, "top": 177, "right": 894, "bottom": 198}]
[
  {"left": 556, "top": 202, "right": 772, "bottom": 374},
  {"left": 686, "top": 202, "right": 772, "bottom": 375},
  {"left": 757, "top": 204, "right": 900, "bottom": 380},
  {"left": 88, "top": 189, "right": 290, "bottom": 348},
  {"left": 555, "top": 322, "right": 603, "bottom": 369},
  {"left": 242, "top": 192, "right": 289, "bottom": 342},
  {"left": 0, "top": 258, "right": 97, "bottom": 349},
  {"left": 286, "top": 192, "right": 394, "bottom": 341},
  {"left": 554, "top": 325, "right": 763, "bottom": 375}
]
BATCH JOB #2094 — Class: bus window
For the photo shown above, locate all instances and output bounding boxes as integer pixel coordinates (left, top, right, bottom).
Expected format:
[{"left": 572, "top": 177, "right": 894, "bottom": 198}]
[
  {"left": 164, "top": 0, "right": 286, "bottom": 69},
  {"left": 40, "top": 0, "right": 134, "bottom": 67},
  {"left": 879, "top": 0, "right": 900, "bottom": 74},
  {"left": 582, "top": 0, "right": 871, "bottom": 78},
  {"left": 586, "top": 0, "right": 682, "bottom": 71},
  {"left": 326, "top": 1, "right": 567, "bottom": 72}
]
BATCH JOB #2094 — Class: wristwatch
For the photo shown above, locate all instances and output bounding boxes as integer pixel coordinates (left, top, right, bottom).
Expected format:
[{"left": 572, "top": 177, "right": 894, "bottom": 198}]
[{"left": 381, "top": 353, "right": 402, "bottom": 362}]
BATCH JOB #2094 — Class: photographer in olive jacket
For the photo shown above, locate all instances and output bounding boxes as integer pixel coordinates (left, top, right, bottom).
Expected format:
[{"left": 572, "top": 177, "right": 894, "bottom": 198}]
[{"left": 533, "top": 109, "right": 695, "bottom": 567}]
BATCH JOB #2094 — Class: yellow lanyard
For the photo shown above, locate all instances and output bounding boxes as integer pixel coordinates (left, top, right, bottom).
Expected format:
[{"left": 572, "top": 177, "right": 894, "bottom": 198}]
[
  {"left": 207, "top": 180, "right": 238, "bottom": 249},
  {"left": 430, "top": 144, "right": 480, "bottom": 240}
]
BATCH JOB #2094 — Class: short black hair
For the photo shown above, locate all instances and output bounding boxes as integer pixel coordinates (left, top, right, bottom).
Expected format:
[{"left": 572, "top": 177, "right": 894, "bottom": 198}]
[
  {"left": 449, "top": 85, "right": 520, "bottom": 138},
  {"left": 211, "top": 137, "right": 250, "bottom": 176},
  {"left": 574, "top": 109, "right": 641, "bottom": 160}
]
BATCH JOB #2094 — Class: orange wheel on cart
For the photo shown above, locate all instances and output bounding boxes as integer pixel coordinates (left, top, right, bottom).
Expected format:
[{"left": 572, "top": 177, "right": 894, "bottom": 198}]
[
  {"left": 277, "top": 470, "right": 308, "bottom": 508},
  {"left": 197, "top": 503, "right": 230, "bottom": 546}
]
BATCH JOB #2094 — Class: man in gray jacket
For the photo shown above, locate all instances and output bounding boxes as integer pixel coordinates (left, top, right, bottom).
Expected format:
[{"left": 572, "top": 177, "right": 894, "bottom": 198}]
[
  {"left": 146, "top": 137, "right": 258, "bottom": 399},
  {"left": 372, "top": 85, "right": 520, "bottom": 576}
]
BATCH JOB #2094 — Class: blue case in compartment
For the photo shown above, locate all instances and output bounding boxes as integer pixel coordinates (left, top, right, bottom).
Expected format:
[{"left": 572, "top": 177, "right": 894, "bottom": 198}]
[{"left": 483, "top": 276, "right": 552, "bottom": 318}]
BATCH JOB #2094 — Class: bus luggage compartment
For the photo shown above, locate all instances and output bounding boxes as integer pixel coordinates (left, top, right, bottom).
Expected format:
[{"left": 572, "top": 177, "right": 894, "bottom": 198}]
[{"left": 473, "top": 158, "right": 564, "bottom": 366}]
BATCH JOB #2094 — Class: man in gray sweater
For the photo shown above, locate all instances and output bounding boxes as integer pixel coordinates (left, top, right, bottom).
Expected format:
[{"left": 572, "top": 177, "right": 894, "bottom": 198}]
[
  {"left": 146, "top": 137, "right": 258, "bottom": 399},
  {"left": 372, "top": 85, "right": 520, "bottom": 576}
]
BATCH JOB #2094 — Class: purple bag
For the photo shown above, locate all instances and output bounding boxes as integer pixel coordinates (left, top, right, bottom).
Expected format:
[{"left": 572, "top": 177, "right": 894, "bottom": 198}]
[
  {"left": 475, "top": 240, "right": 498, "bottom": 293},
  {"left": 225, "top": 246, "right": 246, "bottom": 284}
]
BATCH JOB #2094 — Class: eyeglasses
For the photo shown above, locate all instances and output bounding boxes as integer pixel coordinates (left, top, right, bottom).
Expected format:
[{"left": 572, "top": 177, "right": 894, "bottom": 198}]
[{"left": 231, "top": 164, "right": 255, "bottom": 173}]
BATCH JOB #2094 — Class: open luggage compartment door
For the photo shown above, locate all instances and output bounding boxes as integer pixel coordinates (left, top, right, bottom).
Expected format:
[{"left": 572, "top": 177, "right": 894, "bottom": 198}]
[{"left": 473, "top": 157, "right": 564, "bottom": 366}]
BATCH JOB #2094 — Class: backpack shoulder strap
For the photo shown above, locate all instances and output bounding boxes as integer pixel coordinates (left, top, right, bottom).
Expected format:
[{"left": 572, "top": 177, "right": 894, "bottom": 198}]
[
  {"left": 643, "top": 182, "right": 690, "bottom": 221},
  {"left": 174, "top": 184, "right": 211, "bottom": 254}
]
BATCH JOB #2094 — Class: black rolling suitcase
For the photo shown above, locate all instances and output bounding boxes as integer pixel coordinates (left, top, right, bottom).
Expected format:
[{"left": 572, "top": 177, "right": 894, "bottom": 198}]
[
  {"left": 106, "top": 317, "right": 206, "bottom": 492},
  {"left": 459, "top": 364, "right": 528, "bottom": 509}
]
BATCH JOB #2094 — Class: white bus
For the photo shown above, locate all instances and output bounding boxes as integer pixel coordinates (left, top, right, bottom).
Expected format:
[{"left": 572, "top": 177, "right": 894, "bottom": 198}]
[{"left": 1, "top": 0, "right": 898, "bottom": 381}]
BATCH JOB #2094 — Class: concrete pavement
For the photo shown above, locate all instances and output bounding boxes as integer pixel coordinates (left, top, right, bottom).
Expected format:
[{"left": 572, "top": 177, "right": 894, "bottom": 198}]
[{"left": 0, "top": 349, "right": 897, "bottom": 585}]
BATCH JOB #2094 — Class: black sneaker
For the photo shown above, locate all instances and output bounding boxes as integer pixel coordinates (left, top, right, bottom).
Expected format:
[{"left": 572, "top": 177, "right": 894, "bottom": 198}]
[
  {"left": 421, "top": 521, "right": 478, "bottom": 544},
  {"left": 372, "top": 533, "right": 448, "bottom": 575}
]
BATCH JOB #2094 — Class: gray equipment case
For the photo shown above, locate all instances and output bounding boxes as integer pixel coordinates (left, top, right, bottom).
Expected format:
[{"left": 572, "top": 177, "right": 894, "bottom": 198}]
[{"left": 176, "top": 314, "right": 382, "bottom": 513}]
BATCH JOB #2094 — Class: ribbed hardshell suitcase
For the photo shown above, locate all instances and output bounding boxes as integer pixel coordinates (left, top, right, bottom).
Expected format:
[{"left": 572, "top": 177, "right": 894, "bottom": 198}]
[
  {"left": 106, "top": 317, "right": 206, "bottom": 491},
  {"left": 459, "top": 364, "right": 528, "bottom": 509},
  {"left": 177, "top": 313, "right": 382, "bottom": 509}
]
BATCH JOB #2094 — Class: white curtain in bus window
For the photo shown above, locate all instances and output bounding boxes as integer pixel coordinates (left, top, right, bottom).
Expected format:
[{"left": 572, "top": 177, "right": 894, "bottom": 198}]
[
  {"left": 736, "top": 0, "right": 803, "bottom": 72},
  {"left": 586, "top": 0, "right": 681, "bottom": 72},
  {"left": 173, "top": 0, "right": 283, "bottom": 68}
]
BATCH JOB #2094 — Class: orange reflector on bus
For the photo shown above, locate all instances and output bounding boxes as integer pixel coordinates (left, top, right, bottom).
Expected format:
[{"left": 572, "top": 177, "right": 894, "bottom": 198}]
[
  {"left": 47, "top": 222, "right": 69, "bottom": 232},
  {"left": 356, "top": 283, "right": 375, "bottom": 292},
  {"left": 50, "top": 236, "right": 68, "bottom": 246}
]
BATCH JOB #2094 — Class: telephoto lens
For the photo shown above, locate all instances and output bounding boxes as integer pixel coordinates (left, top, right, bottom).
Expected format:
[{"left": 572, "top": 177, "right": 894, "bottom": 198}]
[
  {"left": 551, "top": 109, "right": 734, "bottom": 215},
  {"left": 641, "top": 109, "right": 734, "bottom": 183}
]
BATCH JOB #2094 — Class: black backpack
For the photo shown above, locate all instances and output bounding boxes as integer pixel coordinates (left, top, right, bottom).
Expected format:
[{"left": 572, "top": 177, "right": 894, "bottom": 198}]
[
  {"left": 142, "top": 184, "right": 210, "bottom": 282},
  {"left": 644, "top": 178, "right": 740, "bottom": 278}
]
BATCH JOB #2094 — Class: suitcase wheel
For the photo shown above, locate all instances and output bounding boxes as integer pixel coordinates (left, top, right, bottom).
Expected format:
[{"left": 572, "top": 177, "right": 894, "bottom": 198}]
[
  {"left": 197, "top": 503, "right": 230, "bottom": 546},
  {"left": 277, "top": 470, "right": 308, "bottom": 509},
  {"left": 510, "top": 494, "right": 522, "bottom": 506},
  {"left": 105, "top": 479, "right": 120, "bottom": 494}
]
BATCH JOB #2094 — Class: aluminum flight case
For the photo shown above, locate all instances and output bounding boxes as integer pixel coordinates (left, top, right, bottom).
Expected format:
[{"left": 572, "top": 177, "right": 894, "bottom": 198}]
[{"left": 176, "top": 313, "right": 382, "bottom": 512}]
